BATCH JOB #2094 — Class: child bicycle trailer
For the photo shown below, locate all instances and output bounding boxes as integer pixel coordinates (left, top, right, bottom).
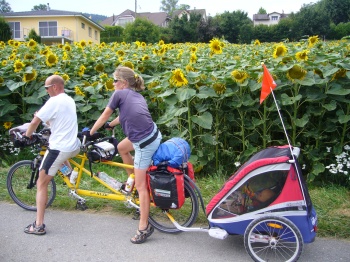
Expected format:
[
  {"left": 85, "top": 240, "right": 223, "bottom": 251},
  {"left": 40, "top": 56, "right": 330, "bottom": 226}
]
[{"left": 206, "top": 145, "right": 318, "bottom": 262}]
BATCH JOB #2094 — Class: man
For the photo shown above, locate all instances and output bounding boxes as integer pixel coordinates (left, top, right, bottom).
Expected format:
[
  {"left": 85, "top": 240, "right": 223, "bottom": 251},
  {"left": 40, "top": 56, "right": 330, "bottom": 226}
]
[{"left": 24, "top": 75, "right": 81, "bottom": 235}]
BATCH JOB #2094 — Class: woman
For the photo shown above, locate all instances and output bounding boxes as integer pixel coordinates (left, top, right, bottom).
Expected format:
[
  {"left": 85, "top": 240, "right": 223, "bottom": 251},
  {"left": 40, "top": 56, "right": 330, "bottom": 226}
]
[{"left": 90, "top": 66, "right": 161, "bottom": 244}]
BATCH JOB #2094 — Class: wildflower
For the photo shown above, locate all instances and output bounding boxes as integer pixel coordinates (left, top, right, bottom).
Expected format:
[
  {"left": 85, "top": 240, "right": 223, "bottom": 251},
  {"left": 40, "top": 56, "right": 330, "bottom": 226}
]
[
  {"left": 308, "top": 35, "right": 319, "bottom": 48},
  {"left": 95, "top": 64, "right": 105, "bottom": 73},
  {"left": 287, "top": 65, "right": 307, "bottom": 81},
  {"left": 46, "top": 53, "right": 58, "bottom": 67},
  {"left": 27, "top": 39, "right": 37, "bottom": 48},
  {"left": 212, "top": 83, "right": 226, "bottom": 94},
  {"left": 273, "top": 43, "right": 287, "bottom": 58},
  {"left": 231, "top": 70, "right": 249, "bottom": 84},
  {"left": 13, "top": 59, "right": 25, "bottom": 72},
  {"left": 170, "top": 68, "right": 188, "bottom": 87},
  {"left": 209, "top": 38, "right": 223, "bottom": 55},
  {"left": 23, "top": 69, "right": 37, "bottom": 82},
  {"left": 74, "top": 86, "right": 85, "bottom": 96},
  {"left": 295, "top": 50, "right": 309, "bottom": 61},
  {"left": 3, "top": 122, "right": 13, "bottom": 130}
]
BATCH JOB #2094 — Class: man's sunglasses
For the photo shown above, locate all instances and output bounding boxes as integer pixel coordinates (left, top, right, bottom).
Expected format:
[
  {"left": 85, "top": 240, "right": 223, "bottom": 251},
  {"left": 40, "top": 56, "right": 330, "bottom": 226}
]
[{"left": 44, "top": 84, "right": 55, "bottom": 90}]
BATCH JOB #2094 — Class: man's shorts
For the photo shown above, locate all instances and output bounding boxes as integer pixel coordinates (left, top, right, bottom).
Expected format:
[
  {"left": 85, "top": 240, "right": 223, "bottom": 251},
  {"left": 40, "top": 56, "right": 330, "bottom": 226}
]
[{"left": 40, "top": 148, "right": 80, "bottom": 176}]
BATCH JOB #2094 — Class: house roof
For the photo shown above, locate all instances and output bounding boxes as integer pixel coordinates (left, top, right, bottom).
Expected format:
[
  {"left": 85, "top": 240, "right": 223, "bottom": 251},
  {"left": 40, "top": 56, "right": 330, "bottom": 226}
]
[
  {"left": 253, "top": 12, "right": 289, "bottom": 21},
  {"left": 3, "top": 10, "right": 104, "bottom": 30}
]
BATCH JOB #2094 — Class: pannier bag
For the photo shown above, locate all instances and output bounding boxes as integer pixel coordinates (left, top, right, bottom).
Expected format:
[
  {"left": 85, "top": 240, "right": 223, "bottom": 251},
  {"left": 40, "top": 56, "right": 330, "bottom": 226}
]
[
  {"left": 152, "top": 137, "right": 191, "bottom": 168},
  {"left": 87, "top": 139, "right": 118, "bottom": 163},
  {"left": 147, "top": 165, "right": 185, "bottom": 209}
]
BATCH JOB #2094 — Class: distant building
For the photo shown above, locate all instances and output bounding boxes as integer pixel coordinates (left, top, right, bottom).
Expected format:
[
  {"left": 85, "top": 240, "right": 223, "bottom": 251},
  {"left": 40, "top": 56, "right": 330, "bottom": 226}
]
[
  {"left": 253, "top": 11, "right": 289, "bottom": 26},
  {"left": 101, "top": 8, "right": 207, "bottom": 28},
  {"left": 3, "top": 4, "right": 104, "bottom": 44}
]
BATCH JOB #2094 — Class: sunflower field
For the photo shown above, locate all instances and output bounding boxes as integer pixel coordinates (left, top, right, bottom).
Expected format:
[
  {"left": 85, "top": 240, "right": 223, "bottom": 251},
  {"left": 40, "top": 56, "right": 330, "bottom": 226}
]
[{"left": 1, "top": 37, "right": 350, "bottom": 184}]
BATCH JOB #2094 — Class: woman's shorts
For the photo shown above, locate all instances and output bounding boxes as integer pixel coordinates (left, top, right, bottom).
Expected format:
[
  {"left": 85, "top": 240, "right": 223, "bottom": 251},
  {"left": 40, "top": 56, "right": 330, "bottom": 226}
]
[{"left": 133, "top": 123, "right": 162, "bottom": 169}]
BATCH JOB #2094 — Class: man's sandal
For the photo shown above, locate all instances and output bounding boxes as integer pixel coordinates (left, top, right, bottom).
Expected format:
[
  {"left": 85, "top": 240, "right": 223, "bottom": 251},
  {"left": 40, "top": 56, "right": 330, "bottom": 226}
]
[
  {"left": 24, "top": 221, "right": 46, "bottom": 235},
  {"left": 130, "top": 223, "right": 154, "bottom": 244}
]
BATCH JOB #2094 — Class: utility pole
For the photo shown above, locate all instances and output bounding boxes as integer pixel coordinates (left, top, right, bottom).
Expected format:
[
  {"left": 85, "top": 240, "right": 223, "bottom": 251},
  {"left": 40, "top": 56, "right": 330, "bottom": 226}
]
[{"left": 135, "top": 0, "right": 137, "bottom": 17}]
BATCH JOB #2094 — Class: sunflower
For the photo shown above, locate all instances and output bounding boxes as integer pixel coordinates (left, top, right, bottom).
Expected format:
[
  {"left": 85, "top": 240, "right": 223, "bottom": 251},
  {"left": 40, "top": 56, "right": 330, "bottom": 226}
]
[
  {"left": 62, "top": 74, "right": 70, "bottom": 82},
  {"left": 8, "top": 39, "right": 14, "bottom": 46},
  {"left": 0, "top": 76, "right": 4, "bottom": 86},
  {"left": 170, "top": 68, "right": 188, "bottom": 87},
  {"left": 118, "top": 56, "right": 124, "bottom": 62},
  {"left": 186, "top": 64, "right": 196, "bottom": 72},
  {"left": 190, "top": 45, "right": 197, "bottom": 53},
  {"left": 123, "top": 61, "right": 134, "bottom": 70},
  {"left": 254, "top": 39, "right": 261, "bottom": 45},
  {"left": 158, "top": 40, "right": 165, "bottom": 46},
  {"left": 313, "top": 68, "right": 324, "bottom": 78},
  {"left": 1, "top": 60, "right": 7, "bottom": 66},
  {"left": 63, "top": 44, "right": 71, "bottom": 52},
  {"left": 99, "top": 42, "right": 106, "bottom": 48},
  {"left": 99, "top": 73, "right": 108, "bottom": 81},
  {"left": 157, "top": 46, "right": 166, "bottom": 56},
  {"left": 231, "top": 70, "right": 249, "bottom": 84},
  {"left": 116, "top": 50, "right": 125, "bottom": 57},
  {"left": 0, "top": 41, "right": 5, "bottom": 48},
  {"left": 74, "top": 86, "right": 85, "bottom": 96},
  {"left": 209, "top": 38, "right": 223, "bottom": 55},
  {"left": 3, "top": 122, "right": 13, "bottom": 130},
  {"left": 95, "top": 64, "right": 105, "bottom": 73},
  {"left": 331, "top": 68, "right": 347, "bottom": 81},
  {"left": 62, "top": 51, "right": 69, "bottom": 60},
  {"left": 147, "top": 81, "right": 160, "bottom": 89},
  {"left": 308, "top": 35, "right": 319, "bottom": 48},
  {"left": 287, "top": 65, "right": 307, "bottom": 81},
  {"left": 13, "top": 41, "right": 21, "bottom": 48},
  {"left": 142, "top": 55, "right": 150, "bottom": 61},
  {"left": 295, "top": 50, "right": 309, "bottom": 61},
  {"left": 213, "top": 83, "right": 226, "bottom": 94},
  {"left": 273, "top": 43, "right": 288, "bottom": 58},
  {"left": 105, "top": 79, "right": 114, "bottom": 91},
  {"left": 27, "top": 39, "right": 37, "bottom": 48},
  {"left": 141, "top": 42, "right": 147, "bottom": 47},
  {"left": 23, "top": 69, "right": 37, "bottom": 82},
  {"left": 190, "top": 53, "right": 197, "bottom": 64},
  {"left": 13, "top": 59, "right": 25, "bottom": 72},
  {"left": 78, "top": 65, "right": 86, "bottom": 77},
  {"left": 46, "top": 53, "right": 58, "bottom": 67},
  {"left": 24, "top": 53, "right": 35, "bottom": 60},
  {"left": 79, "top": 40, "right": 87, "bottom": 48}
]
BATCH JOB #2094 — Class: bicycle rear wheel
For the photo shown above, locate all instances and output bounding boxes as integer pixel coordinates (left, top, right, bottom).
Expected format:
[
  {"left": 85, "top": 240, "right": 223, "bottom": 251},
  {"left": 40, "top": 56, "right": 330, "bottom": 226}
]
[
  {"left": 148, "top": 179, "right": 199, "bottom": 233},
  {"left": 7, "top": 160, "right": 56, "bottom": 211}
]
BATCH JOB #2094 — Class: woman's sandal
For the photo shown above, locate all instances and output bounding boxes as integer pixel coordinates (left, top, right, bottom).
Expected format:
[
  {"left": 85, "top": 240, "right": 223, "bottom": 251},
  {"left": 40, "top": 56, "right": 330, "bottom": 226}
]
[
  {"left": 24, "top": 221, "right": 46, "bottom": 235},
  {"left": 130, "top": 223, "right": 154, "bottom": 244}
]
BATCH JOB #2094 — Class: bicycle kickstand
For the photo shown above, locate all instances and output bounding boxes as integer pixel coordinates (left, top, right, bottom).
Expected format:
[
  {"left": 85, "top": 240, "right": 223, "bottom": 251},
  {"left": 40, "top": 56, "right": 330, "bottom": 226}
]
[{"left": 69, "top": 190, "right": 88, "bottom": 211}]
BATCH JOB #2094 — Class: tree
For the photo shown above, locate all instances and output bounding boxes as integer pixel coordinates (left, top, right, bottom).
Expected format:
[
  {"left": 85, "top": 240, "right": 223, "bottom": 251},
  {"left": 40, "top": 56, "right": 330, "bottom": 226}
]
[
  {"left": 167, "top": 12, "right": 202, "bottom": 43},
  {"left": 178, "top": 4, "right": 190, "bottom": 10},
  {"left": 0, "top": 0, "right": 12, "bottom": 13},
  {"left": 322, "top": 0, "right": 350, "bottom": 25},
  {"left": 160, "top": 0, "right": 178, "bottom": 15},
  {"left": 122, "top": 18, "right": 160, "bottom": 43},
  {"left": 100, "top": 25, "right": 124, "bottom": 43},
  {"left": 28, "top": 28, "right": 41, "bottom": 43},
  {"left": 32, "top": 4, "right": 48, "bottom": 11},
  {"left": 0, "top": 16, "right": 11, "bottom": 41},
  {"left": 258, "top": 7, "right": 267, "bottom": 14}
]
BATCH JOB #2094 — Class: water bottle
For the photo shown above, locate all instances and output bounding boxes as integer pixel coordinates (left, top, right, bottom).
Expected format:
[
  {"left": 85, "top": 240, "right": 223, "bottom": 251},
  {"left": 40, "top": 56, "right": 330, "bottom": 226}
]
[
  {"left": 70, "top": 167, "right": 79, "bottom": 184},
  {"left": 98, "top": 171, "right": 122, "bottom": 190},
  {"left": 60, "top": 163, "right": 71, "bottom": 176},
  {"left": 124, "top": 173, "right": 135, "bottom": 192}
]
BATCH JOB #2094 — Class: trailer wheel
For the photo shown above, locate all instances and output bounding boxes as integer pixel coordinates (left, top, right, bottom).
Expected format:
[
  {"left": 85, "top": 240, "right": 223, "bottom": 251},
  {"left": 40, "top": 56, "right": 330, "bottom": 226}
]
[{"left": 244, "top": 216, "right": 303, "bottom": 262}]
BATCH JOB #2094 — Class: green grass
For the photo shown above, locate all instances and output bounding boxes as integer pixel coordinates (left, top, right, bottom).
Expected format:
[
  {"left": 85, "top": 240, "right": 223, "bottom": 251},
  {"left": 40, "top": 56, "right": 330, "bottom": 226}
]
[{"left": 1, "top": 162, "right": 350, "bottom": 239}]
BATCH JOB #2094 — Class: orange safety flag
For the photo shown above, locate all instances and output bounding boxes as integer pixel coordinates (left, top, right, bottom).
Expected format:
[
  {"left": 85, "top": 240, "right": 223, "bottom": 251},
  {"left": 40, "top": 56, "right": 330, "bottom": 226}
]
[{"left": 260, "top": 63, "right": 277, "bottom": 104}]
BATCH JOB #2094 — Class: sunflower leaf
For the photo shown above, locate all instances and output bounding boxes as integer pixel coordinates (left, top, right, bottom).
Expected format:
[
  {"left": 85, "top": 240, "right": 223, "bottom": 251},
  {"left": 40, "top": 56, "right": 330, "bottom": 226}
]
[{"left": 191, "top": 112, "right": 212, "bottom": 129}]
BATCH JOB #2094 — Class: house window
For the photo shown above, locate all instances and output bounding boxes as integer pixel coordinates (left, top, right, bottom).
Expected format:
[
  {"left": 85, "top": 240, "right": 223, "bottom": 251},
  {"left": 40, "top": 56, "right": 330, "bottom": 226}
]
[
  {"left": 39, "top": 21, "right": 57, "bottom": 36},
  {"left": 81, "top": 23, "right": 85, "bottom": 29},
  {"left": 9, "top": 22, "right": 21, "bottom": 39},
  {"left": 88, "top": 27, "right": 92, "bottom": 37},
  {"left": 94, "top": 30, "right": 98, "bottom": 40},
  {"left": 271, "top": 16, "right": 278, "bottom": 21},
  {"left": 117, "top": 17, "right": 133, "bottom": 27}
]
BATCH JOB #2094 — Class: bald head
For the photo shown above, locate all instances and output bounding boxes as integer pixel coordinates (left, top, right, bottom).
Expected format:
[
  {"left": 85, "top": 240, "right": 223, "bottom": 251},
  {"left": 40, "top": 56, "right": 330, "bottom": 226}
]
[{"left": 45, "top": 75, "right": 65, "bottom": 94}]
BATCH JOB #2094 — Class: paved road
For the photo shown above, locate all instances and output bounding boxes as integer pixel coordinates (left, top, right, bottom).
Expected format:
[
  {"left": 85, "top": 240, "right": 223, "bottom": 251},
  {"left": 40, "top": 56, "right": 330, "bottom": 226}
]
[{"left": 1, "top": 201, "right": 350, "bottom": 262}]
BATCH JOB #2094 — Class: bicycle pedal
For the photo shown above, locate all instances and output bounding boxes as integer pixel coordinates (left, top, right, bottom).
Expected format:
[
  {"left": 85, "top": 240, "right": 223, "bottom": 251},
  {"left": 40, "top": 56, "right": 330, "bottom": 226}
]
[
  {"left": 76, "top": 201, "right": 88, "bottom": 211},
  {"left": 132, "top": 210, "right": 140, "bottom": 220}
]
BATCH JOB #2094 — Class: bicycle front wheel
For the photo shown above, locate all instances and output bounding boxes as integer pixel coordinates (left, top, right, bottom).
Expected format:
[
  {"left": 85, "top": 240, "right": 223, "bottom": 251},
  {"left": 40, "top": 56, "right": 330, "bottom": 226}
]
[
  {"left": 148, "top": 179, "right": 199, "bottom": 233},
  {"left": 7, "top": 160, "right": 56, "bottom": 211}
]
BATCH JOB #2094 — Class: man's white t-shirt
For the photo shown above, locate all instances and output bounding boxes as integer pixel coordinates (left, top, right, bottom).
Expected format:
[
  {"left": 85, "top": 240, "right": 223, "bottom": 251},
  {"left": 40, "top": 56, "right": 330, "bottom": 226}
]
[{"left": 36, "top": 93, "right": 81, "bottom": 152}]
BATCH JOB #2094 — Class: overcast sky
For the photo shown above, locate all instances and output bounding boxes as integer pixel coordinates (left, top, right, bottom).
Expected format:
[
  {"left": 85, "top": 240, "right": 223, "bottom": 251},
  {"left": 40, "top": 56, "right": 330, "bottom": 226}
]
[{"left": 7, "top": 0, "right": 317, "bottom": 19}]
